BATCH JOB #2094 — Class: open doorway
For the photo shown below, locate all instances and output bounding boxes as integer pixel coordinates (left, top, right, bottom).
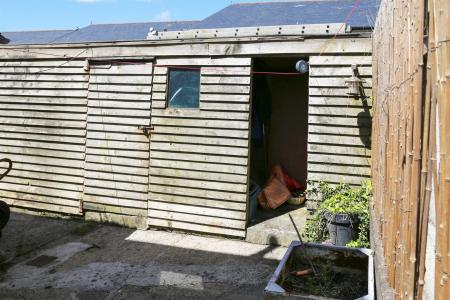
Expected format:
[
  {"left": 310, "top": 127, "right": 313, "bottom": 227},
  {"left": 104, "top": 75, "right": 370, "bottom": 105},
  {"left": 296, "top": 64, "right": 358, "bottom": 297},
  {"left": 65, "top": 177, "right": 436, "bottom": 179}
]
[{"left": 247, "top": 57, "right": 309, "bottom": 245}]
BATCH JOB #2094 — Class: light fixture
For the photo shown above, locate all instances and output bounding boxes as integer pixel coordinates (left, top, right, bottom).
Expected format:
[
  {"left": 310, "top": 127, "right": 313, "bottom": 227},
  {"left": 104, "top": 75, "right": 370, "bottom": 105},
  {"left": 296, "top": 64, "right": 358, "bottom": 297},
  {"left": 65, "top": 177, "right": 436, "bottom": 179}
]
[
  {"left": 295, "top": 60, "right": 309, "bottom": 74},
  {"left": 345, "top": 64, "right": 365, "bottom": 96}
]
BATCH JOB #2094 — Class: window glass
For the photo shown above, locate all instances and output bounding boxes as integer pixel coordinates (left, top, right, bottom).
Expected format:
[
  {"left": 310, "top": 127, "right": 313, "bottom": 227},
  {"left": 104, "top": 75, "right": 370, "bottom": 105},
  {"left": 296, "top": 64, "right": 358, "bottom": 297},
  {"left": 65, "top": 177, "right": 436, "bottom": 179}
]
[{"left": 167, "top": 69, "right": 200, "bottom": 108}]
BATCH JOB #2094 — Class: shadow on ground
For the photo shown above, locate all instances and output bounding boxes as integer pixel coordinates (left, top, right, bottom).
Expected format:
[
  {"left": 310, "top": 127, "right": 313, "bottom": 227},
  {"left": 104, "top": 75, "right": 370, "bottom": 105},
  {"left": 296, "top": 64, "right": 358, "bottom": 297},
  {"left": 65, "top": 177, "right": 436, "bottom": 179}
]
[{"left": 0, "top": 212, "right": 285, "bottom": 300}]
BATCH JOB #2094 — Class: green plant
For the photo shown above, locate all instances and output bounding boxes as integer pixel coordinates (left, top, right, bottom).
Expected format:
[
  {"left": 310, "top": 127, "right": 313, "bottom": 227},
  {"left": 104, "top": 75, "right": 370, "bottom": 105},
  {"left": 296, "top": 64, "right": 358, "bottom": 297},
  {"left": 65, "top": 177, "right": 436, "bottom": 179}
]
[{"left": 303, "top": 180, "right": 372, "bottom": 248}]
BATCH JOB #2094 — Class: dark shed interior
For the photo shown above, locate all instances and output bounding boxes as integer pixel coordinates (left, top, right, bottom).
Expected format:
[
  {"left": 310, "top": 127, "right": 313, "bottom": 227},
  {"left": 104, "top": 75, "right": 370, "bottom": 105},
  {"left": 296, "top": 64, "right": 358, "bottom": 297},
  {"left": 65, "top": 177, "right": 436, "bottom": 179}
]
[{"left": 249, "top": 57, "right": 309, "bottom": 224}]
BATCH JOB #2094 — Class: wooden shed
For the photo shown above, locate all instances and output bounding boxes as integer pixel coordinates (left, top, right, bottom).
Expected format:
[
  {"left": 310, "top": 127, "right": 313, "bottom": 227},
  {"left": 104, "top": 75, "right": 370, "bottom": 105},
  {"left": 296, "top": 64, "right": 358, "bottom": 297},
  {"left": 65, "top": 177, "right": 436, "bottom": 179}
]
[{"left": 0, "top": 1, "right": 377, "bottom": 239}]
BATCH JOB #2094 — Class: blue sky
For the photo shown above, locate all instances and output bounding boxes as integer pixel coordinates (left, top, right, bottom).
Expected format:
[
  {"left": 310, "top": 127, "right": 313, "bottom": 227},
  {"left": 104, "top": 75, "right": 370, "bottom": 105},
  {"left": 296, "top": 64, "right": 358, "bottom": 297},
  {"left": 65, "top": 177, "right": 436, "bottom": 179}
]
[{"left": 0, "top": 0, "right": 285, "bottom": 32}]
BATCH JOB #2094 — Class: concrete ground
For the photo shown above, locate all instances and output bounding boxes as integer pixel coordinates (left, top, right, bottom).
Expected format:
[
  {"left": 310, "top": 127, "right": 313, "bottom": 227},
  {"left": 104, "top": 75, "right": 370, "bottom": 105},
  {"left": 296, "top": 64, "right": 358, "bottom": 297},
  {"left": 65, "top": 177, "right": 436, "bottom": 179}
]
[{"left": 0, "top": 212, "right": 287, "bottom": 300}]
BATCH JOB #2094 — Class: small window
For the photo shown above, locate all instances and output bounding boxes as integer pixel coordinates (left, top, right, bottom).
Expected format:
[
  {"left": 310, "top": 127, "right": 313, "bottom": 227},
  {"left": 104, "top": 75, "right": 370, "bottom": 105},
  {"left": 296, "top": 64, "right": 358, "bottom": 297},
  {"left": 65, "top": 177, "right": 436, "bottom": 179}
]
[{"left": 167, "top": 69, "right": 200, "bottom": 108}]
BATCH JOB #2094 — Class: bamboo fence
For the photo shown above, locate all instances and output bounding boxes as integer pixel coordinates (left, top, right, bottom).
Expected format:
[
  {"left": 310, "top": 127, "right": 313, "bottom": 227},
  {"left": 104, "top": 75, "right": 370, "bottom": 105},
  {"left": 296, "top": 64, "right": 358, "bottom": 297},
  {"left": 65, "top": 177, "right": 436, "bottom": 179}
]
[{"left": 371, "top": 0, "right": 449, "bottom": 299}]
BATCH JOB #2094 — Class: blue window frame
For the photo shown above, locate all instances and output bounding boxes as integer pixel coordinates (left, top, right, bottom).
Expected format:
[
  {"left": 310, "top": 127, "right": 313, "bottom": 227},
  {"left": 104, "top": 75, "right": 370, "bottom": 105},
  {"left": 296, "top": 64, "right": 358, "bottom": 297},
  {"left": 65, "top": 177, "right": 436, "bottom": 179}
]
[{"left": 167, "top": 69, "right": 200, "bottom": 108}]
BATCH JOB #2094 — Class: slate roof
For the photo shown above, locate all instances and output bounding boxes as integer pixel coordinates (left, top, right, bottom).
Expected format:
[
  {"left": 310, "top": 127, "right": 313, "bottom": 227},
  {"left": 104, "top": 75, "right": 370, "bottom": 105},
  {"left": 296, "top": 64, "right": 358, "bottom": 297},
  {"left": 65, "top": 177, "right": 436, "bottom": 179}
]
[
  {"left": 1, "top": 1, "right": 379, "bottom": 45},
  {"left": 0, "top": 33, "right": 9, "bottom": 44},
  {"left": 2, "top": 30, "right": 73, "bottom": 45},
  {"left": 192, "top": 0, "right": 379, "bottom": 29},
  {"left": 3, "top": 21, "right": 197, "bottom": 45}
]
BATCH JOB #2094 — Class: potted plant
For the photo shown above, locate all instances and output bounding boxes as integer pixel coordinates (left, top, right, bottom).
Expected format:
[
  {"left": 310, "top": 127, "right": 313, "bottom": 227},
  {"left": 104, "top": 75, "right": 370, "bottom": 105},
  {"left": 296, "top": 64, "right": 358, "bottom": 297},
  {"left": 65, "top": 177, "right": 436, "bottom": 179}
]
[{"left": 304, "top": 181, "right": 371, "bottom": 248}]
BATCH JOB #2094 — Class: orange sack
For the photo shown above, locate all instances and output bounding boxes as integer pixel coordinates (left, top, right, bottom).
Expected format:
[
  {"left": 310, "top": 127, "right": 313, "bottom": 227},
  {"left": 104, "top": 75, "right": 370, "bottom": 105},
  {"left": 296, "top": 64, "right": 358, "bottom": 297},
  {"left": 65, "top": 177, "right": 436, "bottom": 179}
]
[{"left": 258, "top": 165, "right": 291, "bottom": 209}]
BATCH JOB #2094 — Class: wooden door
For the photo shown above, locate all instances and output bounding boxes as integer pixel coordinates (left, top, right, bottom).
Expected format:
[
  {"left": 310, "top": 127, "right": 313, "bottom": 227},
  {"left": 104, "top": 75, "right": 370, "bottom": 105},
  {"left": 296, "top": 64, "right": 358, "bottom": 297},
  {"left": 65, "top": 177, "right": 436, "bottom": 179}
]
[
  {"left": 147, "top": 57, "right": 252, "bottom": 237},
  {"left": 83, "top": 61, "right": 153, "bottom": 228}
]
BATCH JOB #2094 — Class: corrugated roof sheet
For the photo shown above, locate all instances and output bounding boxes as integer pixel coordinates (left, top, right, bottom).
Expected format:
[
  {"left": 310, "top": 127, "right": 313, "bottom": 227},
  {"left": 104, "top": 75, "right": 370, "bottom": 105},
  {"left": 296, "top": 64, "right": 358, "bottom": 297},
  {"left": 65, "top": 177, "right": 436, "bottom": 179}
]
[
  {"left": 192, "top": 0, "right": 379, "bottom": 29},
  {"left": 1, "top": 1, "right": 379, "bottom": 45}
]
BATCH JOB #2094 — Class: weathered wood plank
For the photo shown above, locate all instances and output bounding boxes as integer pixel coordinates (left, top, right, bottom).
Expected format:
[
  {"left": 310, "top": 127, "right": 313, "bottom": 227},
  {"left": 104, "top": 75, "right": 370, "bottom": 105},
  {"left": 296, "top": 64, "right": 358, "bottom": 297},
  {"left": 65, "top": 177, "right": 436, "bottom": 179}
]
[
  {"left": 200, "top": 102, "right": 250, "bottom": 112},
  {"left": 308, "top": 133, "right": 370, "bottom": 146},
  {"left": 151, "top": 117, "right": 248, "bottom": 129},
  {"left": 88, "top": 100, "right": 151, "bottom": 110},
  {"left": 0, "top": 145, "right": 85, "bottom": 160},
  {"left": 308, "top": 163, "right": 371, "bottom": 176},
  {"left": 308, "top": 115, "right": 372, "bottom": 126},
  {"left": 0, "top": 88, "right": 87, "bottom": 97},
  {"left": 309, "top": 87, "right": 372, "bottom": 96},
  {"left": 309, "top": 77, "right": 372, "bottom": 87},
  {"left": 308, "top": 124, "right": 372, "bottom": 136},
  {"left": 149, "top": 167, "right": 247, "bottom": 184},
  {"left": 148, "top": 218, "right": 245, "bottom": 237},
  {"left": 2, "top": 103, "right": 88, "bottom": 113},
  {"left": 0, "top": 95, "right": 87, "bottom": 105},
  {"left": 149, "top": 201, "right": 245, "bottom": 219},
  {"left": 0, "top": 168, "right": 84, "bottom": 184},
  {"left": 85, "top": 162, "right": 148, "bottom": 176},
  {"left": 150, "top": 176, "right": 246, "bottom": 193},
  {"left": 86, "top": 178, "right": 148, "bottom": 193},
  {"left": 3, "top": 197, "right": 81, "bottom": 215},
  {"left": 308, "top": 153, "right": 371, "bottom": 166},
  {"left": 149, "top": 209, "right": 245, "bottom": 229},
  {"left": 1, "top": 153, "right": 84, "bottom": 169},
  {"left": 0, "top": 110, "right": 86, "bottom": 120},
  {"left": 307, "top": 172, "right": 369, "bottom": 185},
  {"left": 201, "top": 67, "right": 251, "bottom": 76},
  {"left": 309, "top": 55, "right": 372, "bottom": 66},
  {"left": 148, "top": 193, "right": 246, "bottom": 211},
  {"left": 308, "top": 143, "right": 372, "bottom": 156},
  {"left": 89, "top": 75, "right": 152, "bottom": 85},
  {"left": 151, "top": 109, "right": 248, "bottom": 120},
  {"left": 152, "top": 126, "right": 248, "bottom": 139},
  {"left": 0, "top": 81, "right": 88, "bottom": 90},
  {"left": 86, "top": 147, "right": 149, "bottom": 159},
  {"left": 150, "top": 142, "right": 248, "bottom": 156},
  {"left": 309, "top": 66, "right": 372, "bottom": 77},
  {"left": 202, "top": 76, "right": 251, "bottom": 85},
  {"left": 0, "top": 183, "right": 82, "bottom": 201},
  {"left": 150, "top": 134, "right": 248, "bottom": 148},
  {"left": 0, "top": 60, "right": 86, "bottom": 67},
  {"left": 200, "top": 94, "right": 250, "bottom": 102},
  {"left": 83, "top": 202, "right": 147, "bottom": 216},
  {"left": 1, "top": 131, "right": 85, "bottom": 144},
  {"left": 308, "top": 96, "right": 373, "bottom": 106},
  {"left": 150, "top": 150, "right": 248, "bottom": 165},
  {"left": 86, "top": 154, "right": 149, "bottom": 168},
  {"left": 0, "top": 117, "right": 85, "bottom": 128},
  {"left": 156, "top": 57, "right": 251, "bottom": 66},
  {"left": 88, "top": 107, "right": 151, "bottom": 118},
  {"left": 85, "top": 170, "right": 148, "bottom": 184},
  {"left": 149, "top": 158, "right": 247, "bottom": 175},
  {"left": 2, "top": 176, "right": 83, "bottom": 192},
  {"left": 87, "top": 91, "right": 151, "bottom": 101},
  {"left": 201, "top": 84, "right": 250, "bottom": 94},
  {"left": 0, "top": 74, "right": 88, "bottom": 81},
  {"left": 150, "top": 184, "right": 246, "bottom": 202},
  {"left": 0, "top": 139, "right": 85, "bottom": 152},
  {"left": 90, "top": 63, "right": 153, "bottom": 75},
  {"left": 84, "top": 187, "right": 148, "bottom": 202}
]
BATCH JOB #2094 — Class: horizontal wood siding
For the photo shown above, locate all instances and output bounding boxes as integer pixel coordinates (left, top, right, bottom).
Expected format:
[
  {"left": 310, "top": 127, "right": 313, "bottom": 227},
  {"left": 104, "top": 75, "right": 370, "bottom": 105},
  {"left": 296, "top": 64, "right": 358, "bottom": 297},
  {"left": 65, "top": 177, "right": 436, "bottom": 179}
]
[
  {"left": 0, "top": 59, "right": 88, "bottom": 214},
  {"left": 148, "top": 57, "right": 251, "bottom": 237},
  {"left": 84, "top": 62, "right": 152, "bottom": 226},
  {"left": 308, "top": 55, "right": 372, "bottom": 186}
]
